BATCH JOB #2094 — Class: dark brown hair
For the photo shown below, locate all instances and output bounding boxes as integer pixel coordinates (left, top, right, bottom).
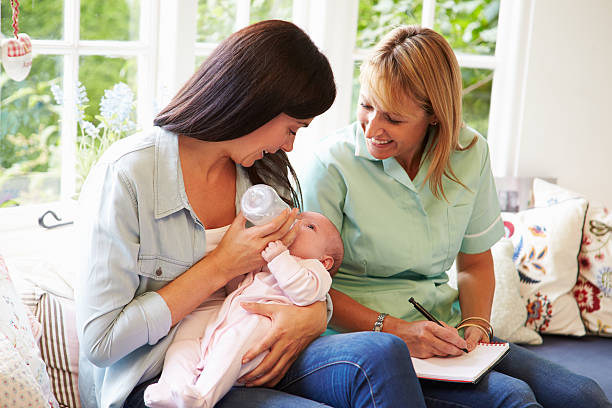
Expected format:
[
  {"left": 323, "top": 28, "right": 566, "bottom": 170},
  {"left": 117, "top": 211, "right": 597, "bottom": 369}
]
[{"left": 154, "top": 20, "right": 336, "bottom": 207}]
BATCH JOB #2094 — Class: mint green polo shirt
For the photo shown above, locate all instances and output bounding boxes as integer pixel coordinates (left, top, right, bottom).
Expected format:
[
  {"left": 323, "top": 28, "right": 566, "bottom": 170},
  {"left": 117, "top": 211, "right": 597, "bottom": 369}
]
[{"left": 299, "top": 122, "right": 504, "bottom": 329}]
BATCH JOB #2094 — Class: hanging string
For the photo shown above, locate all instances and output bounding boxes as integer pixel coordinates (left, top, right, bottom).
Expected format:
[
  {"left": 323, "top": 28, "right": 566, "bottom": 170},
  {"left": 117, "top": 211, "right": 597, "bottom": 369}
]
[{"left": 11, "top": 0, "right": 21, "bottom": 38}]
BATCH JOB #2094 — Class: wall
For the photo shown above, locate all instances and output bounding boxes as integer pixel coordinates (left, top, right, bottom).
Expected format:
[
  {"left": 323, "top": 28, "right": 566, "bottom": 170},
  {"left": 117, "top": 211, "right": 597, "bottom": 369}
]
[{"left": 512, "top": 0, "right": 612, "bottom": 205}]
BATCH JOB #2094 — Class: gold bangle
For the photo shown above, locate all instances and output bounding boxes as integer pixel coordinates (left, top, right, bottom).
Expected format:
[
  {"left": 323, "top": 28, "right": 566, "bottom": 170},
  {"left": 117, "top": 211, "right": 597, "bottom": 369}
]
[
  {"left": 457, "top": 323, "right": 491, "bottom": 342},
  {"left": 458, "top": 316, "right": 491, "bottom": 327},
  {"left": 458, "top": 317, "right": 494, "bottom": 340}
]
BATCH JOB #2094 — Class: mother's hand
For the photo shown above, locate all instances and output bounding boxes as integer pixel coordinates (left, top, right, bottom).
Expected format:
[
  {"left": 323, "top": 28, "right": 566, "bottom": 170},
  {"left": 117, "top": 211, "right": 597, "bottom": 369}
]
[
  {"left": 386, "top": 316, "right": 468, "bottom": 358},
  {"left": 237, "top": 300, "right": 327, "bottom": 387},
  {"left": 210, "top": 208, "right": 299, "bottom": 281}
]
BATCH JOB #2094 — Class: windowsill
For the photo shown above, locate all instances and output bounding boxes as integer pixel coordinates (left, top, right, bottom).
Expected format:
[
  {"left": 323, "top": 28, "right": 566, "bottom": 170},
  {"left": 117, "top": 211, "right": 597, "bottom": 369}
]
[
  {"left": 0, "top": 200, "right": 78, "bottom": 298},
  {"left": 0, "top": 200, "right": 77, "bottom": 233}
]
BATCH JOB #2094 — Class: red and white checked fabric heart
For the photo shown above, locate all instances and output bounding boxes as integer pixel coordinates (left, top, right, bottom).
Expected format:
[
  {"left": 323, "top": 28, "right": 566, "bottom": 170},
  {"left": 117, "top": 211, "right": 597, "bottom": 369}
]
[
  {"left": 1, "top": 32, "right": 33, "bottom": 81},
  {"left": 5, "top": 33, "right": 31, "bottom": 57}
]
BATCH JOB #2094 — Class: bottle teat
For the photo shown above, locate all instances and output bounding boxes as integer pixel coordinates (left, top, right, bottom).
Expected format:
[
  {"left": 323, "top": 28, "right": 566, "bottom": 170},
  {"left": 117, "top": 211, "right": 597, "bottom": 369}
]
[{"left": 241, "top": 184, "right": 290, "bottom": 225}]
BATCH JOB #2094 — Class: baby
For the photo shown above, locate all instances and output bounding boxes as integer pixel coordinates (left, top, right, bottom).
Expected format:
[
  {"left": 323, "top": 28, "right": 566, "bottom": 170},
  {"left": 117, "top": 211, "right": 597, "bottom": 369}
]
[{"left": 144, "top": 211, "right": 343, "bottom": 408}]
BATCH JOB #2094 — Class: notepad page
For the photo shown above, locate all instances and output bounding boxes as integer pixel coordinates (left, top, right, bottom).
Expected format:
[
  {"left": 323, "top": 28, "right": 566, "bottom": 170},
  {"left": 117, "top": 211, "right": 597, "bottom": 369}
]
[{"left": 411, "top": 342, "right": 510, "bottom": 383}]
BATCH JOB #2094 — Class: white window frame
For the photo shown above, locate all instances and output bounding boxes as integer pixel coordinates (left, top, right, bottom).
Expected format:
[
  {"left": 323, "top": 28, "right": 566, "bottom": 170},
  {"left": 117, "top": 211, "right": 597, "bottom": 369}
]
[
  {"left": 1, "top": 0, "right": 524, "bottom": 212},
  {"left": 2, "top": 0, "right": 160, "bottom": 201}
]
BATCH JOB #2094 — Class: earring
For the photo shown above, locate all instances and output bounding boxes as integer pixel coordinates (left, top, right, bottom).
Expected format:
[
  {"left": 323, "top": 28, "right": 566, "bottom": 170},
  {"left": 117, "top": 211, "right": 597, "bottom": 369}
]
[{"left": 431, "top": 121, "right": 438, "bottom": 126}]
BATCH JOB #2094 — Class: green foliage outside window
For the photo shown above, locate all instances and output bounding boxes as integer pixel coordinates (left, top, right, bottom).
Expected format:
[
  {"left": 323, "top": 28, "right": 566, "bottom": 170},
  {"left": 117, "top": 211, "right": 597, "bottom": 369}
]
[
  {"left": 197, "top": 0, "right": 292, "bottom": 43},
  {"left": 0, "top": 56, "right": 62, "bottom": 205},
  {"left": 197, "top": 0, "right": 237, "bottom": 43},
  {"left": 0, "top": 0, "right": 63, "bottom": 39},
  {"left": 249, "top": 0, "right": 292, "bottom": 24},
  {"left": 80, "top": 0, "right": 140, "bottom": 41},
  {"left": 436, "top": 0, "right": 499, "bottom": 55},
  {"left": 357, "top": 0, "right": 422, "bottom": 49}
]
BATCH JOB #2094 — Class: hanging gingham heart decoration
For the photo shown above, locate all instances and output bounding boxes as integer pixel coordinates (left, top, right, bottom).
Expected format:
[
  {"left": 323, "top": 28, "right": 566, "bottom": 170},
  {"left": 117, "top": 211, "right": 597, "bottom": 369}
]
[
  {"left": 1, "top": 33, "right": 32, "bottom": 81},
  {"left": 1, "top": 0, "right": 32, "bottom": 82}
]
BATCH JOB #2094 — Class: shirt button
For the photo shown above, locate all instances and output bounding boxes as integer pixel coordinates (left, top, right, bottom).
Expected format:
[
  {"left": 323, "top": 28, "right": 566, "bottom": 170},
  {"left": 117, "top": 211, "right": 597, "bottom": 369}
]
[{"left": 155, "top": 267, "right": 162, "bottom": 276}]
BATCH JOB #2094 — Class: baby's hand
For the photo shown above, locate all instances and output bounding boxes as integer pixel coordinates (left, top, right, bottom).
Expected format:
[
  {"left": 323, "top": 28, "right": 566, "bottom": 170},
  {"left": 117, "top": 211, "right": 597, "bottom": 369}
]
[{"left": 261, "top": 240, "right": 287, "bottom": 262}]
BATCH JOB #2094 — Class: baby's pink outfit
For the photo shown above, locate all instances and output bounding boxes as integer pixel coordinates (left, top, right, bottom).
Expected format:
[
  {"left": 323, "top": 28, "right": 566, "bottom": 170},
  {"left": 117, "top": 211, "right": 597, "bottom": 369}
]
[{"left": 144, "top": 250, "right": 332, "bottom": 408}]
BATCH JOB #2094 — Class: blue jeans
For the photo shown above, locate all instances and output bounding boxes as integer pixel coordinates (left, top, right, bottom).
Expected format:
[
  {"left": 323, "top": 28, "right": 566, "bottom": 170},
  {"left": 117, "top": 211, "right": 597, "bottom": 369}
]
[
  {"left": 421, "top": 338, "right": 612, "bottom": 408},
  {"left": 125, "top": 332, "right": 425, "bottom": 408}
]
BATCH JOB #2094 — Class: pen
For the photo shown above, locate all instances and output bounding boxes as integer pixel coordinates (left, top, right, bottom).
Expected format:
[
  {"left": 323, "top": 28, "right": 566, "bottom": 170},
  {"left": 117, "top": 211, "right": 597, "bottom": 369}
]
[{"left": 409, "top": 297, "right": 468, "bottom": 353}]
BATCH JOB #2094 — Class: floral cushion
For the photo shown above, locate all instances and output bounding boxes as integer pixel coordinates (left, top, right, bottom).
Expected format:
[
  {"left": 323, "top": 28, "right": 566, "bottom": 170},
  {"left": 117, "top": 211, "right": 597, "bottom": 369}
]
[
  {"left": 0, "top": 253, "right": 59, "bottom": 407},
  {"left": 533, "top": 178, "right": 612, "bottom": 336},
  {"left": 490, "top": 238, "right": 543, "bottom": 344},
  {"left": 446, "top": 239, "right": 542, "bottom": 344},
  {"left": 502, "top": 195, "right": 588, "bottom": 336}
]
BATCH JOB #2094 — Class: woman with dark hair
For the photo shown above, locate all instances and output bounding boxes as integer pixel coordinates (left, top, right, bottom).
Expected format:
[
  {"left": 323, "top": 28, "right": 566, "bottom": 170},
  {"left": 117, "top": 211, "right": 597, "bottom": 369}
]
[{"left": 76, "top": 20, "right": 423, "bottom": 408}]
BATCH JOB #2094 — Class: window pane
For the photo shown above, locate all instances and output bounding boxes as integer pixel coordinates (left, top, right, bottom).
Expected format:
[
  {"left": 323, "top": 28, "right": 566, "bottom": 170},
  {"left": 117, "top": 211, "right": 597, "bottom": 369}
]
[
  {"left": 197, "top": 0, "right": 236, "bottom": 43},
  {"left": 78, "top": 56, "right": 137, "bottom": 123},
  {"left": 0, "top": 55, "right": 63, "bottom": 206},
  {"left": 356, "top": 0, "right": 422, "bottom": 49},
  {"left": 250, "top": 0, "right": 292, "bottom": 23},
  {"left": 1, "top": 0, "right": 63, "bottom": 40},
  {"left": 78, "top": 56, "right": 137, "bottom": 186},
  {"left": 80, "top": 0, "right": 140, "bottom": 41},
  {"left": 435, "top": 0, "right": 499, "bottom": 55},
  {"left": 462, "top": 67, "right": 492, "bottom": 137}
]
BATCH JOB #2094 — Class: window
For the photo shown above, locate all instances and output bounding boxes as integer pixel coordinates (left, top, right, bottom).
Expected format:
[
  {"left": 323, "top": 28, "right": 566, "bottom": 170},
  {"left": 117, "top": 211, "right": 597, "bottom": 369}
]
[
  {"left": 195, "top": 0, "right": 294, "bottom": 67},
  {"left": 0, "top": 0, "right": 156, "bottom": 206},
  {"left": 352, "top": 0, "right": 499, "bottom": 136},
  {"left": 1, "top": 0, "right": 501, "bottom": 208}
]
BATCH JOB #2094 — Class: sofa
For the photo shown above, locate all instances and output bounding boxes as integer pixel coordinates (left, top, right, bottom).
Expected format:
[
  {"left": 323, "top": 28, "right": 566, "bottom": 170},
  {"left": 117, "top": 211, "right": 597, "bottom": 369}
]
[
  {"left": 486, "top": 178, "right": 612, "bottom": 400},
  {"left": 0, "top": 177, "right": 611, "bottom": 407}
]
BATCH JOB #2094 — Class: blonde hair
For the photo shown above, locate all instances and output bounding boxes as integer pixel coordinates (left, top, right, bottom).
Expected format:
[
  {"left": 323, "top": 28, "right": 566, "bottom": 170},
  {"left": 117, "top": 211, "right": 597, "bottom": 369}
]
[{"left": 359, "top": 25, "right": 476, "bottom": 200}]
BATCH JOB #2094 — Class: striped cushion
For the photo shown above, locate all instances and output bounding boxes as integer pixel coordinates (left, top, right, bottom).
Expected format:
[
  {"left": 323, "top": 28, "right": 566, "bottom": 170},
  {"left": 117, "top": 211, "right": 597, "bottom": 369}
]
[
  {"left": 0, "top": 255, "right": 59, "bottom": 407},
  {"left": 22, "top": 288, "right": 80, "bottom": 408}
]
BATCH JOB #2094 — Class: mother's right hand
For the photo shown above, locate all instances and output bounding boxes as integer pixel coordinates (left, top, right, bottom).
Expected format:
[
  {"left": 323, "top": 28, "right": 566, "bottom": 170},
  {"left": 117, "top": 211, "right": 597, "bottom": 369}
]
[
  {"left": 386, "top": 316, "right": 468, "bottom": 358},
  {"left": 208, "top": 208, "right": 299, "bottom": 282}
]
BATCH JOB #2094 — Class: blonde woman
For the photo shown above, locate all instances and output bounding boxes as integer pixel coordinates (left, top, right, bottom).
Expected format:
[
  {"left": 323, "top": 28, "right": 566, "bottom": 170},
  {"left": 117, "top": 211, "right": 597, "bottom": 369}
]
[{"left": 301, "top": 25, "right": 611, "bottom": 407}]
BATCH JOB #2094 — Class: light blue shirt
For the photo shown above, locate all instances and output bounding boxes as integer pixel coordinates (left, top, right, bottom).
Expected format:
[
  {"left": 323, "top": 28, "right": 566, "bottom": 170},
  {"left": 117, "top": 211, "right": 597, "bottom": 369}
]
[
  {"left": 75, "top": 127, "right": 253, "bottom": 408},
  {"left": 299, "top": 122, "right": 504, "bottom": 328}
]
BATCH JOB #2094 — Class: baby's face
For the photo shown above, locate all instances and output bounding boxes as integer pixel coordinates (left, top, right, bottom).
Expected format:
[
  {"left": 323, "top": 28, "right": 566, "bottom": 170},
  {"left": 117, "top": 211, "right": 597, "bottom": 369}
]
[{"left": 288, "top": 212, "right": 335, "bottom": 261}]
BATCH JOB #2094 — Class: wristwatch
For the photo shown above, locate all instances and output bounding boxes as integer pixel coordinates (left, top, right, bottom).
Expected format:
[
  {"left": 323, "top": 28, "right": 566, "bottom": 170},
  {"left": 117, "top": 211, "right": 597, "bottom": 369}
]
[{"left": 373, "top": 313, "right": 388, "bottom": 332}]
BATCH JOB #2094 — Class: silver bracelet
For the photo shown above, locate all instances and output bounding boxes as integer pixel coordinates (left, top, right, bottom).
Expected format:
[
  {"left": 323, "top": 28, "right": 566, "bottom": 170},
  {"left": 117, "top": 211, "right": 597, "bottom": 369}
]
[{"left": 373, "top": 312, "right": 388, "bottom": 332}]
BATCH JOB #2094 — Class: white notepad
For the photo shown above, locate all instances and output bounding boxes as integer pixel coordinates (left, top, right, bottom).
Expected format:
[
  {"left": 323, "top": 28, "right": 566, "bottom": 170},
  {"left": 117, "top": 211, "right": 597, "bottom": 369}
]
[{"left": 411, "top": 342, "right": 510, "bottom": 383}]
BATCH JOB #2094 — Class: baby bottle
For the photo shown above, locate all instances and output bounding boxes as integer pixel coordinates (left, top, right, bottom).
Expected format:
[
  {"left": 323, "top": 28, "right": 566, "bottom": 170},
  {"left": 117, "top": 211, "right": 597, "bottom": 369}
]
[{"left": 241, "top": 184, "right": 290, "bottom": 225}]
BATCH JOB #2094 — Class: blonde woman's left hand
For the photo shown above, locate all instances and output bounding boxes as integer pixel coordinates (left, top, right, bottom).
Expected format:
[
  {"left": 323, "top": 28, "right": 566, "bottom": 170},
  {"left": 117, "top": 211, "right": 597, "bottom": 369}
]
[
  {"left": 464, "top": 325, "right": 489, "bottom": 351},
  {"left": 237, "top": 301, "right": 327, "bottom": 387}
]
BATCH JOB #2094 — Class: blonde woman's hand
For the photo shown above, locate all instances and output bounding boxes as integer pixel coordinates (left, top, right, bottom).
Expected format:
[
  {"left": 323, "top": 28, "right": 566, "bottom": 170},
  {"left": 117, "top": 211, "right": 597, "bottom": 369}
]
[
  {"left": 385, "top": 316, "right": 468, "bottom": 359},
  {"left": 463, "top": 325, "right": 490, "bottom": 351},
  {"left": 208, "top": 208, "right": 299, "bottom": 282},
  {"left": 236, "top": 301, "right": 327, "bottom": 387}
]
